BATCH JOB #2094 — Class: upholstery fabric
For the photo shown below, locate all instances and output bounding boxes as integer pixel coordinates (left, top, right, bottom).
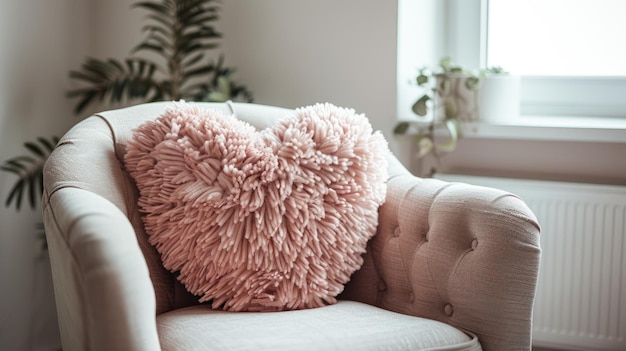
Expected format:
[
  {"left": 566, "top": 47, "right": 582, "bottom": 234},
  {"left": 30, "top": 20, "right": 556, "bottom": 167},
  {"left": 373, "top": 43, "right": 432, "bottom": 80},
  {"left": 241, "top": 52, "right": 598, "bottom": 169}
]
[
  {"left": 124, "top": 102, "right": 389, "bottom": 311},
  {"left": 341, "top": 155, "right": 542, "bottom": 350},
  {"left": 42, "top": 187, "right": 161, "bottom": 351},
  {"left": 157, "top": 301, "right": 481, "bottom": 351},
  {"left": 42, "top": 101, "right": 541, "bottom": 351}
]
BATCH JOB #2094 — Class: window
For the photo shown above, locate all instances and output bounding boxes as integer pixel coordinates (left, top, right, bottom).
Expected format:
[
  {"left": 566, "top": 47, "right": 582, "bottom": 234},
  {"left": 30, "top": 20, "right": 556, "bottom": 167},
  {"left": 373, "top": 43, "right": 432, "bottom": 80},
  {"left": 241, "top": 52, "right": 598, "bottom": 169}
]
[
  {"left": 487, "top": 0, "right": 626, "bottom": 77},
  {"left": 397, "top": 0, "right": 626, "bottom": 120},
  {"left": 485, "top": 0, "right": 626, "bottom": 117}
]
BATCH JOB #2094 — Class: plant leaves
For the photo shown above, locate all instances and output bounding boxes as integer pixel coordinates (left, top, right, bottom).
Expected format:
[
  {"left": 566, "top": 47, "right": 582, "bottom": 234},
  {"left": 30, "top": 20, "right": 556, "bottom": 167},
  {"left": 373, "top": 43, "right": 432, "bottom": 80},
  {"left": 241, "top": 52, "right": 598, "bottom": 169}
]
[
  {"left": 140, "top": 24, "right": 171, "bottom": 37},
  {"left": 67, "top": 57, "right": 162, "bottom": 114},
  {"left": 24, "top": 141, "right": 45, "bottom": 158},
  {"left": 416, "top": 136, "right": 434, "bottom": 158},
  {"left": 28, "top": 170, "right": 38, "bottom": 210},
  {"left": 181, "top": 53, "right": 205, "bottom": 69},
  {"left": 132, "top": 1, "right": 169, "bottom": 15},
  {"left": 143, "top": 13, "right": 173, "bottom": 32},
  {"left": 449, "top": 67, "right": 463, "bottom": 73},
  {"left": 67, "top": 0, "right": 253, "bottom": 113},
  {"left": 0, "top": 156, "right": 36, "bottom": 174},
  {"left": 393, "top": 121, "right": 410, "bottom": 135},
  {"left": 437, "top": 77, "right": 450, "bottom": 95},
  {"left": 178, "top": 0, "right": 218, "bottom": 20},
  {"left": 183, "top": 12, "right": 219, "bottom": 27},
  {"left": 5, "top": 178, "right": 25, "bottom": 209},
  {"left": 73, "top": 91, "right": 98, "bottom": 115},
  {"left": 412, "top": 95, "right": 430, "bottom": 116},
  {"left": 1, "top": 136, "right": 58, "bottom": 210},
  {"left": 436, "top": 119, "right": 460, "bottom": 153},
  {"left": 416, "top": 74, "right": 428, "bottom": 86},
  {"left": 205, "top": 75, "right": 231, "bottom": 102},
  {"left": 465, "top": 76, "right": 481, "bottom": 91},
  {"left": 443, "top": 99, "right": 458, "bottom": 118},
  {"left": 37, "top": 136, "right": 58, "bottom": 152},
  {"left": 182, "top": 64, "right": 215, "bottom": 81},
  {"left": 133, "top": 43, "right": 167, "bottom": 56},
  {"left": 439, "top": 57, "right": 452, "bottom": 71}
]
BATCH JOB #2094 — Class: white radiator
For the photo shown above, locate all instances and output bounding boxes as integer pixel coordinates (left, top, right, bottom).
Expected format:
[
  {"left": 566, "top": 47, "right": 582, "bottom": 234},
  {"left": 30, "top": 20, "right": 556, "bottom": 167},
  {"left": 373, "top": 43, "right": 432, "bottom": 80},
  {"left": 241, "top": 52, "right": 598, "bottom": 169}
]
[{"left": 437, "top": 174, "right": 626, "bottom": 351}]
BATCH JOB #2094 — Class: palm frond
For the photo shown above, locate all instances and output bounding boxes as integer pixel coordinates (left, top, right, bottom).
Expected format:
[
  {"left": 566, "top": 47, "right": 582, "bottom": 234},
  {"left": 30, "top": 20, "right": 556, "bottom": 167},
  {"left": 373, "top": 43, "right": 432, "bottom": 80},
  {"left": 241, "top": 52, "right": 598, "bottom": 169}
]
[
  {"left": 182, "top": 11, "right": 219, "bottom": 27},
  {"left": 67, "top": 57, "right": 164, "bottom": 114},
  {"left": 229, "top": 81, "right": 254, "bottom": 103},
  {"left": 134, "top": 0, "right": 221, "bottom": 83},
  {"left": 68, "top": 0, "right": 252, "bottom": 113},
  {"left": 182, "top": 52, "right": 205, "bottom": 68},
  {"left": 133, "top": 1, "right": 170, "bottom": 15},
  {"left": 180, "top": 63, "right": 215, "bottom": 85},
  {"left": 177, "top": 0, "right": 218, "bottom": 22},
  {"left": 178, "top": 42, "right": 219, "bottom": 57},
  {"left": 185, "top": 57, "right": 253, "bottom": 103},
  {"left": 1, "top": 136, "right": 60, "bottom": 210}
]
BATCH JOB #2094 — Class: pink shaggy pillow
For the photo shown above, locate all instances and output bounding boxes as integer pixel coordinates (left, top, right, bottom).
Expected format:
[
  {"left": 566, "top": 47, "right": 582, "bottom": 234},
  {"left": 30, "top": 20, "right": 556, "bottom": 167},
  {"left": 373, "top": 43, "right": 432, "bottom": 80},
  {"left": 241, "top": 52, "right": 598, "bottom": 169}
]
[{"left": 124, "top": 102, "right": 388, "bottom": 312}]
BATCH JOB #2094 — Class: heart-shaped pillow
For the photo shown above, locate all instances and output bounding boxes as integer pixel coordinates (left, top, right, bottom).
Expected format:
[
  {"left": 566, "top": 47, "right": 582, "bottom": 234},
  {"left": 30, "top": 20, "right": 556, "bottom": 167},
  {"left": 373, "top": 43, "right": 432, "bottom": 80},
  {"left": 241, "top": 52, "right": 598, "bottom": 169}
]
[{"left": 124, "top": 102, "right": 388, "bottom": 311}]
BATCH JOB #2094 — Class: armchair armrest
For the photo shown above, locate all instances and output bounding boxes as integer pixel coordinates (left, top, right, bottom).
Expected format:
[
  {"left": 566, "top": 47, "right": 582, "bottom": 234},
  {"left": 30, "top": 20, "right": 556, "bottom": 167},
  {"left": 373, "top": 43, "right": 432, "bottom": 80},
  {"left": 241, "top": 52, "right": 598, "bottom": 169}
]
[
  {"left": 43, "top": 187, "right": 161, "bottom": 351},
  {"left": 343, "top": 156, "right": 541, "bottom": 351}
]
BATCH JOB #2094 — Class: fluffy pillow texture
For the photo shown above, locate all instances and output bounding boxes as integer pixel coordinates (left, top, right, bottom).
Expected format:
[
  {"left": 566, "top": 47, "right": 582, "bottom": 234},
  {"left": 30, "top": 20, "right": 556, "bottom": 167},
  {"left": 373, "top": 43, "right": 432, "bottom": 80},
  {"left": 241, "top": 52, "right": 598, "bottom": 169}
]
[{"left": 124, "top": 102, "right": 388, "bottom": 312}]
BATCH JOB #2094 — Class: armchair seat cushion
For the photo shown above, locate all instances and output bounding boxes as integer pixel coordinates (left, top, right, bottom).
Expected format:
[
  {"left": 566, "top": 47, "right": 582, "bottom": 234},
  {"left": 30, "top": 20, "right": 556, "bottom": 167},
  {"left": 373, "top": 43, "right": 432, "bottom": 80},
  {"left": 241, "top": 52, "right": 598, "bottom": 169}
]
[{"left": 156, "top": 301, "right": 481, "bottom": 351}]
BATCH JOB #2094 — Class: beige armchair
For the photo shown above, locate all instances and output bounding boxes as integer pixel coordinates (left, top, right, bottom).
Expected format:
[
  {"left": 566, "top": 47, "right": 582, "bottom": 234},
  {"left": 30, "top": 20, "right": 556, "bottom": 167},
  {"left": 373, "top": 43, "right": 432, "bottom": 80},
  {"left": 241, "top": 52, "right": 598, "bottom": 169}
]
[{"left": 43, "top": 102, "right": 541, "bottom": 351}]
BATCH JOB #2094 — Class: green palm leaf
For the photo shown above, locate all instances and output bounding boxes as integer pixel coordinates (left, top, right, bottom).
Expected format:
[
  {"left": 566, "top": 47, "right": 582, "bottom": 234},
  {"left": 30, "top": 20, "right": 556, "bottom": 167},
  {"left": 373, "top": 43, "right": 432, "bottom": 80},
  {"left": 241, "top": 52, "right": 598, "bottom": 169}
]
[
  {"left": 67, "top": 57, "right": 163, "bottom": 114},
  {"left": 183, "top": 11, "right": 219, "bottom": 26},
  {"left": 133, "top": 1, "right": 169, "bottom": 15},
  {"left": 184, "top": 55, "right": 253, "bottom": 102},
  {"left": 1, "top": 136, "right": 60, "bottom": 210},
  {"left": 68, "top": 0, "right": 252, "bottom": 113}
]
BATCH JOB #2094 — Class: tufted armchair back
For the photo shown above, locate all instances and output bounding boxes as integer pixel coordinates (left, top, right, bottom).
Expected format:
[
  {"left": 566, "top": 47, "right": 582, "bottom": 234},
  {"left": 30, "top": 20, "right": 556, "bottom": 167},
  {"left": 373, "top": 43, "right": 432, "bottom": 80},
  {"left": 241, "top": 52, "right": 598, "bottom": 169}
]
[{"left": 43, "top": 102, "right": 541, "bottom": 351}]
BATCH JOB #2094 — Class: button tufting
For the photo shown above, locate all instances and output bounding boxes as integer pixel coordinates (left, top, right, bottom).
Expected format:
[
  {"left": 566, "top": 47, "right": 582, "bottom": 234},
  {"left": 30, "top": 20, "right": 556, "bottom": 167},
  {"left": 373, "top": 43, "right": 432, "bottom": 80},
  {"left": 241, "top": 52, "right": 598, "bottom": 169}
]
[
  {"left": 471, "top": 239, "right": 478, "bottom": 250},
  {"left": 378, "top": 280, "right": 387, "bottom": 292},
  {"left": 444, "top": 303, "right": 454, "bottom": 317},
  {"left": 393, "top": 226, "right": 401, "bottom": 237}
]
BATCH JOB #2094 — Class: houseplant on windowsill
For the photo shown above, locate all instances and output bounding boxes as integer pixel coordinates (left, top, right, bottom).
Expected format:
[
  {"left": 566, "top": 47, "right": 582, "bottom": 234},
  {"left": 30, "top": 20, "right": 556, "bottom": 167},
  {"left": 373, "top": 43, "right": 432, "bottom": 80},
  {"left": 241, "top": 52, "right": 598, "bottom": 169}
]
[
  {"left": 1, "top": 0, "right": 253, "bottom": 248},
  {"left": 394, "top": 57, "right": 479, "bottom": 165},
  {"left": 394, "top": 57, "right": 509, "bottom": 173}
]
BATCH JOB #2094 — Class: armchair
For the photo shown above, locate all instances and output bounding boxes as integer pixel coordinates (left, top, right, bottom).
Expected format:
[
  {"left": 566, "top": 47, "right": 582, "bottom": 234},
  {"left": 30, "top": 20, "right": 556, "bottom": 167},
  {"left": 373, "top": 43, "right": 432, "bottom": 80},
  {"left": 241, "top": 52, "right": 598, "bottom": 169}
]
[{"left": 42, "top": 102, "right": 540, "bottom": 350}]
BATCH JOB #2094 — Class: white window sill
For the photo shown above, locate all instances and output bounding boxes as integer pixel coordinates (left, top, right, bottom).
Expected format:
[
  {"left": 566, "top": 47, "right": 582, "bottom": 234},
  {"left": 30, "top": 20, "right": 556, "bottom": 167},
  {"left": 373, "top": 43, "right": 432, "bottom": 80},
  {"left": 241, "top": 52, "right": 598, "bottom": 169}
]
[{"left": 462, "top": 116, "right": 626, "bottom": 143}]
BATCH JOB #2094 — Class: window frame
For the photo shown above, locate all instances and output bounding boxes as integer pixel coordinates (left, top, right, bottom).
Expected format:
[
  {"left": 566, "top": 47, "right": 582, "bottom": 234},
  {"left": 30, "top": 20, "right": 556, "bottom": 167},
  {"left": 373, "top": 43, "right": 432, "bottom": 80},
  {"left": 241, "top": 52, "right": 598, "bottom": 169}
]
[{"left": 399, "top": 0, "right": 626, "bottom": 120}]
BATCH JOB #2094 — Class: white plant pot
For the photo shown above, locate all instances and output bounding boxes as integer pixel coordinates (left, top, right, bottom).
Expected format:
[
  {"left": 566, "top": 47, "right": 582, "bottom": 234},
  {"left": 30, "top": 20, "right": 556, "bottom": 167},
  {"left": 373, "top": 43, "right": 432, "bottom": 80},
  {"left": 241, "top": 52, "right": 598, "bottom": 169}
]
[{"left": 477, "top": 75, "right": 521, "bottom": 123}]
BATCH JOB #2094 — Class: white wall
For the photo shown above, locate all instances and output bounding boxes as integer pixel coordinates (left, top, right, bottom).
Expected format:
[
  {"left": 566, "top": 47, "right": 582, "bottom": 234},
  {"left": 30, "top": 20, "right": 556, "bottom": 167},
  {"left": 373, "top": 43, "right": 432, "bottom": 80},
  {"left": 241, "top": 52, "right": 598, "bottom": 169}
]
[
  {"left": 0, "top": 1, "right": 93, "bottom": 350},
  {"left": 434, "top": 138, "right": 626, "bottom": 185},
  {"left": 220, "top": 0, "right": 398, "bottom": 150}
]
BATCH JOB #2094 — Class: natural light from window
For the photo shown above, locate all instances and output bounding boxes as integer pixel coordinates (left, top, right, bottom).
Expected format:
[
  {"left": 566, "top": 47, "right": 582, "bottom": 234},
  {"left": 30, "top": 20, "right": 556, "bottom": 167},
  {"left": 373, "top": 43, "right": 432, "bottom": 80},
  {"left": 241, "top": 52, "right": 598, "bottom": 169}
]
[{"left": 487, "top": 0, "right": 626, "bottom": 77}]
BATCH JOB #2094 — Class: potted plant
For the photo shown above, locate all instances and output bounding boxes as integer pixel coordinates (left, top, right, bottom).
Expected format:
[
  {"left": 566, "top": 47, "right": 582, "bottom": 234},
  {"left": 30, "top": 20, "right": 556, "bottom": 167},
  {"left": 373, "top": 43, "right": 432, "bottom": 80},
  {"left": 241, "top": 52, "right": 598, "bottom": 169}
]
[
  {"left": 394, "top": 58, "right": 511, "bottom": 164},
  {"left": 394, "top": 57, "right": 479, "bottom": 160},
  {"left": 1, "top": 0, "right": 253, "bottom": 243}
]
